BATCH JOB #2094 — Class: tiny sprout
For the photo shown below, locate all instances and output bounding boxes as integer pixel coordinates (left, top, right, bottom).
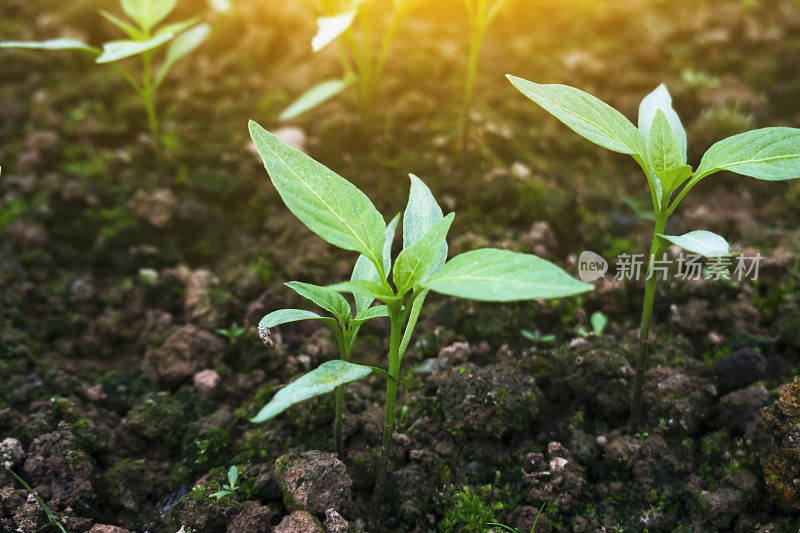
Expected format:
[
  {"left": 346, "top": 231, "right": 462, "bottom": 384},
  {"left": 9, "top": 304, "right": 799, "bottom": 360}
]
[
  {"left": 248, "top": 120, "right": 591, "bottom": 525},
  {"left": 0, "top": 0, "right": 210, "bottom": 156},
  {"left": 9, "top": 470, "right": 67, "bottom": 533},
  {"left": 215, "top": 323, "right": 246, "bottom": 342},
  {"left": 508, "top": 75, "right": 800, "bottom": 433},
  {"left": 211, "top": 465, "right": 239, "bottom": 500}
]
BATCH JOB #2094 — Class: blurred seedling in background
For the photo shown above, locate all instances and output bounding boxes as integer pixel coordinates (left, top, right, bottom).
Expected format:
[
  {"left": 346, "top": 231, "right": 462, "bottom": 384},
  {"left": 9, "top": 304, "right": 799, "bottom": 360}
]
[
  {"left": 9, "top": 470, "right": 67, "bottom": 533},
  {"left": 210, "top": 465, "right": 240, "bottom": 500},
  {"left": 459, "top": 0, "right": 514, "bottom": 152},
  {"left": 577, "top": 310, "right": 608, "bottom": 336},
  {"left": 280, "top": 0, "right": 427, "bottom": 125},
  {"left": 215, "top": 323, "right": 246, "bottom": 342},
  {"left": 248, "top": 120, "right": 591, "bottom": 525},
  {"left": 508, "top": 75, "right": 800, "bottom": 433},
  {"left": 0, "top": 0, "right": 210, "bottom": 157}
]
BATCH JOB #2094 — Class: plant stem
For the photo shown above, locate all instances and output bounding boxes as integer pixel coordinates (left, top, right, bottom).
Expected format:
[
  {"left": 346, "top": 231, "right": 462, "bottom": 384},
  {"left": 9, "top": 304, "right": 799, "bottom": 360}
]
[
  {"left": 629, "top": 215, "right": 667, "bottom": 433},
  {"left": 334, "top": 384, "right": 345, "bottom": 457},
  {"left": 459, "top": 18, "right": 485, "bottom": 153},
  {"left": 370, "top": 303, "right": 403, "bottom": 527},
  {"left": 141, "top": 50, "right": 161, "bottom": 158}
]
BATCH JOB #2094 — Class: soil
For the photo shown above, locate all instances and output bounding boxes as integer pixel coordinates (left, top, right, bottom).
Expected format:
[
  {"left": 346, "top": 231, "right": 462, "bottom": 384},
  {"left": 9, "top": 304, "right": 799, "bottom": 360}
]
[{"left": 2, "top": 0, "right": 800, "bottom": 531}]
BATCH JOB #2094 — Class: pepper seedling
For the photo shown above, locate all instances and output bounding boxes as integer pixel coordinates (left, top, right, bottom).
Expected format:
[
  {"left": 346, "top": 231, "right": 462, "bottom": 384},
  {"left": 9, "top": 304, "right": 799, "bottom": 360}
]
[
  {"left": 0, "top": 0, "right": 210, "bottom": 156},
  {"left": 248, "top": 120, "right": 592, "bottom": 525},
  {"left": 507, "top": 75, "right": 800, "bottom": 433},
  {"left": 254, "top": 246, "right": 398, "bottom": 458},
  {"left": 211, "top": 465, "right": 240, "bottom": 500},
  {"left": 459, "top": 0, "right": 514, "bottom": 151},
  {"left": 280, "top": 0, "right": 426, "bottom": 125}
]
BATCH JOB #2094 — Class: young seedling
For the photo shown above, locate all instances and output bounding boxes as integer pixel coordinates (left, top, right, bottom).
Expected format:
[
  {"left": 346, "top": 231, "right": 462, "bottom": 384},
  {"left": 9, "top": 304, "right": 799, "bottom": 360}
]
[
  {"left": 0, "top": 0, "right": 210, "bottom": 156},
  {"left": 248, "top": 120, "right": 591, "bottom": 525},
  {"left": 211, "top": 465, "right": 240, "bottom": 500},
  {"left": 9, "top": 470, "right": 67, "bottom": 533},
  {"left": 459, "top": 0, "right": 514, "bottom": 151},
  {"left": 281, "top": 0, "right": 426, "bottom": 125},
  {"left": 254, "top": 250, "right": 397, "bottom": 457},
  {"left": 507, "top": 75, "right": 800, "bottom": 433}
]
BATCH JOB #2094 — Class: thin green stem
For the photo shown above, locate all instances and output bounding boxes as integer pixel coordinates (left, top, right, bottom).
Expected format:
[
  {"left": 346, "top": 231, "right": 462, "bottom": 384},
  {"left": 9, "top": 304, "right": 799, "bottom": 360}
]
[
  {"left": 141, "top": 50, "right": 161, "bottom": 157},
  {"left": 332, "top": 323, "right": 351, "bottom": 458},
  {"left": 629, "top": 215, "right": 667, "bottom": 433},
  {"left": 459, "top": 12, "right": 487, "bottom": 154},
  {"left": 370, "top": 302, "right": 403, "bottom": 527}
]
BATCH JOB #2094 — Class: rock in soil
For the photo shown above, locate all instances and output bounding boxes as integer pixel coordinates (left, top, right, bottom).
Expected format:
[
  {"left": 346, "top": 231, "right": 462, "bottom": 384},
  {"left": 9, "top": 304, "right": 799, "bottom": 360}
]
[
  {"left": 274, "top": 450, "right": 353, "bottom": 515},
  {"left": 89, "top": 525, "right": 134, "bottom": 533},
  {"left": 761, "top": 376, "right": 800, "bottom": 511},
  {"left": 713, "top": 348, "right": 767, "bottom": 394},
  {"left": 226, "top": 502, "right": 277, "bottom": 533},
  {"left": 0, "top": 437, "right": 25, "bottom": 469},
  {"left": 437, "top": 361, "right": 541, "bottom": 438},
  {"left": 145, "top": 324, "right": 226, "bottom": 387},
  {"left": 273, "top": 510, "right": 325, "bottom": 533}
]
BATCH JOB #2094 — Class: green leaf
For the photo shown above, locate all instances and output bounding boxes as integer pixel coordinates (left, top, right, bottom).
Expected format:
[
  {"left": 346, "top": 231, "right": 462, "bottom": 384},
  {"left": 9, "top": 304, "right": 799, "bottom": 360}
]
[
  {"left": 590, "top": 311, "right": 608, "bottom": 335},
  {"left": 259, "top": 309, "right": 324, "bottom": 329},
  {"left": 100, "top": 11, "right": 146, "bottom": 40},
  {"left": 249, "top": 121, "right": 386, "bottom": 264},
  {"left": 422, "top": 248, "right": 593, "bottom": 301},
  {"left": 657, "top": 230, "right": 730, "bottom": 258},
  {"left": 312, "top": 10, "right": 357, "bottom": 52},
  {"left": 121, "top": 0, "right": 177, "bottom": 33},
  {"left": 352, "top": 304, "right": 389, "bottom": 322},
  {"left": 393, "top": 213, "right": 455, "bottom": 293},
  {"left": 694, "top": 127, "right": 800, "bottom": 181},
  {"left": 155, "top": 17, "right": 202, "bottom": 38},
  {"left": 285, "top": 281, "right": 351, "bottom": 319},
  {"left": 328, "top": 280, "right": 396, "bottom": 302},
  {"left": 658, "top": 165, "right": 693, "bottom": 197},
  {"left": 155, "top": 23, "right": 210, "bottom": 87},
  {"left": 251, "top": 360, "right": 373, "bottom": 422},
  {"left": 506, "top": 75, "right": 644, "bottom": 155},
  {"left": 0, "top": 38, "right": 100, "bottom": 54},
  {"left": 280, "top": 79, "right": 350, "bottom": 121},
  {"left": 352, "top": 214, "right": 399, "bottom": 314},
  {"left": 648, "top": 110, "right": 684, "bottom": 176},
  {"left": 228, "top": 465, "right": 238, "bottom": 487},
  {"left": 95, "top": 32, "right": 174, "bottom": 63},
  {"left": 399, "top": 288, "right": 428, "bottom": 358},
  {"left": 403, "top": 174, "right": 446, "bottom": 279},
  {"left": 639, "top": 84, "right": 687, "bottom": 162}
]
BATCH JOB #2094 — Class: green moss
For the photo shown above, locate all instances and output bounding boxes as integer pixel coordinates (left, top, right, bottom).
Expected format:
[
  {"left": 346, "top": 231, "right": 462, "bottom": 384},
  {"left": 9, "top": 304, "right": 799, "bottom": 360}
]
[{"left": 125, "top": 392, "right": 187, "bottom": 447}]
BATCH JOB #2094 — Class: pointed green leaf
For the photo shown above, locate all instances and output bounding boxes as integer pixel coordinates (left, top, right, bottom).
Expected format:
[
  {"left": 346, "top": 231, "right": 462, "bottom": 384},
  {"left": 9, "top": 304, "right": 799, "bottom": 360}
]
[
  {"left": 95, "top": 32, "right": 174, "bottom": 63},
  {"left": 352, "top": 214, "right": 399, "bottom": 314},
  {"left": 328, "top": 280, "right": 396, "bottom": 302},
  {"left": 657, "top": 230, "right": 730, "bottom": 258},
  {"left": 251, "top": 360, "right": 373, "bottom": 422},
  {"left": 648, "top": 110, "right": 684, "bottom": 177},
  {"left": 590, "top": 311, "right": 608, "bottom": 335},
  {"left": 121, "top": 0, "right": 177, "bottom": 33},
  {"left": 393, "top": 213, "right": 454, "bottom": 293},
  {"left": 422, "top": 248, "right": 593, "bottom": 302},
  {"left": 280, "top": 79, "right": 350, "bottom": 121},
  {"left": 658, "top": 165, "right": 693, "bottom": 196},
  {"left": 155, "top": 23, "right": 210, "bottom": 87},
  {"left": 259, "top": 309, "right": 324, "bottom": 329},
  {"left": 0, "top": 38, "right": 100, "bottom": 54},
  {"left": 399, "top": 288, "right": 428, "bottom": 357},
  {"left": 403, "top": 174, "right": 447, "bottom": 279},
  {"left": 352, "top": 304, "right": 389, "bottom": 322},
  {"left": 100, "top": 11, "right": 146, "bottom": 40},
  {"left": 507, "top": 75, "right": 644, "bottom": 156},
  {"left": 312, "top": 10, "right": 357, "bottom": 52},
  {"left": 156, "top": 17, "right": 202, "bottom": 38},
  {"left": 249, "top": 122, "right": 386, "bottom": 264},
  {"left": 286, "top": 281, "right": 351, "bottom": 319},
  {"left": 694, "top": 127, "right": 800, "bottom": 181},
  {"left": 639, "top": 84, "right": 687, "bottom": 162}
]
